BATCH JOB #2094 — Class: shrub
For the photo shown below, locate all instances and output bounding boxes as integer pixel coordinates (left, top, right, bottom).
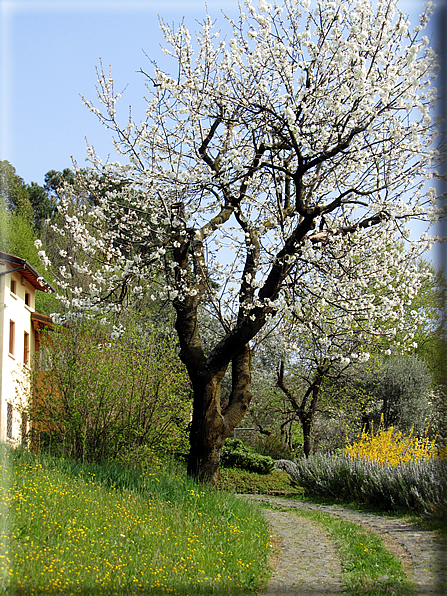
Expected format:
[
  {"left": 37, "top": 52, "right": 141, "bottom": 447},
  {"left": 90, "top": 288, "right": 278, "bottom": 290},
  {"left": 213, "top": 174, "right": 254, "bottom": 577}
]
[
  {"left": 29, "top": 319, "right": 190, "bottom": 464},
  {"left": 346, "top": 418, "right": 440, "bottom": 466},
  {"left": 221, "top": 439, "right": 275, "bottom": 474},
  {"left": 252, "top": 434, "right": 295, "bottom": 460},
  {"left": 274, "top": 459, "right": 298, "bottom": 477},
  {"left": 291, "top": 452, "right": 447, "bottom": 513},
  {"left": 217, "top": 468, "right": 302, "bottom": 494}
]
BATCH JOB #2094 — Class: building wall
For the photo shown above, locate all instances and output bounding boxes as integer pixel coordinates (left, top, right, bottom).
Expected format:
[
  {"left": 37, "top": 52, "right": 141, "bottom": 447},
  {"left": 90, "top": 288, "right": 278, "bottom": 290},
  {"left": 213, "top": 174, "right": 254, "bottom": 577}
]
[{"left": 0, "top": 265, "right": 36, "bottom": 445}]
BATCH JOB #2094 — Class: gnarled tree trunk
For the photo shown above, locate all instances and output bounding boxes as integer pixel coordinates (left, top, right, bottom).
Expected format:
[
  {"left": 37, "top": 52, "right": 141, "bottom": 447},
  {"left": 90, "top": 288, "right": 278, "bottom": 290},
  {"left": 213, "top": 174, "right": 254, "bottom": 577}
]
[{"left": 186, "top": 345, "right": 253, "bottom": 483}]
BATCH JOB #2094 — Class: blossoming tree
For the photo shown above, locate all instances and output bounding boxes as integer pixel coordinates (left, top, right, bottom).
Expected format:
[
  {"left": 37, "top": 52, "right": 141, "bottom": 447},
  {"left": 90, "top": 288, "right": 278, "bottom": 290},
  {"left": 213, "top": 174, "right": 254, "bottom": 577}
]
[
  {"left": 38, "top": 0, "right": 442, "bottom": 482},
  {"left": 276, "top": 256, "right": 430, "bottom": 457}
]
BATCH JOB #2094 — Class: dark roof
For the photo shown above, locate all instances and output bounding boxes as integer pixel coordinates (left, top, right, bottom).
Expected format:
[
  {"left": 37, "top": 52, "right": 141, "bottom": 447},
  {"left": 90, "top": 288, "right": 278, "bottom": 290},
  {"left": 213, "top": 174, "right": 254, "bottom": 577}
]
[
  {"left": 31, "top": 312, "right": 53, "bottom": 330},
  {"left": 0, "top": 252, "right": 55, "bottom": 292}
]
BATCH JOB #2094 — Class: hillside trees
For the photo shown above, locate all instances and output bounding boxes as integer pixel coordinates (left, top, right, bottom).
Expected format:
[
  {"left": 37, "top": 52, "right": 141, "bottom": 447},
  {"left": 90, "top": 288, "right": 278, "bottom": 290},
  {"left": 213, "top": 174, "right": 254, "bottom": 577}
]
[
  {"left": 0, "top": 160, "right": 34, "bottom": 222},
  {"left": 36, "top": 0, "right": 443, "bottom": 482},
  {"left": 0, "top": 161, "right": 65, "bottom": 315}
]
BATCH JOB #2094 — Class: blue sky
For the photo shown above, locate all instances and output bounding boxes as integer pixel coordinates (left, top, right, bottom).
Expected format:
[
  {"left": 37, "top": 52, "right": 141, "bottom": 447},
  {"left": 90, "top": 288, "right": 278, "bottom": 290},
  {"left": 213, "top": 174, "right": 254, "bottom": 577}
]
[
  {"left": 0, "top": 0, "right": 245, "bottom": 185},
  {"left": 0, "top": 0, "right": 435, "bottom": 184},
  {"left": 0, "top": 0, "right": 443, "bottom": 263}
]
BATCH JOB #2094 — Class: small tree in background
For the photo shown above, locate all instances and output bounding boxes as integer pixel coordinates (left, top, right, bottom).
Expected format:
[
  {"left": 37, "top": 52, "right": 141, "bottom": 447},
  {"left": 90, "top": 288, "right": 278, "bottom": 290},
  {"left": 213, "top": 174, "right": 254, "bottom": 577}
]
[{"left": 366, "top": 354, "right": 432, "bottom": 434}]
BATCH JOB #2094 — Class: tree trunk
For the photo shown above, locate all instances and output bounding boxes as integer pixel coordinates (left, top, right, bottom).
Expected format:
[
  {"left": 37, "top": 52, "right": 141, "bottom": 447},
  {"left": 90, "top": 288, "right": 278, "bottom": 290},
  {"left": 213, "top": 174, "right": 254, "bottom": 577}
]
[
  {"left": 185, "top": 344, "right": 253, "bottom": 483},
  {"left": 172, "top": 235, "right": 258, "bottom": 484},
  {"left": 277, "top": 361, "right": 326, "bottom": 458},
  {"left": 187, "top": 371, "right": 227, "bottom": 483},
  {"left": 302, "top": 418, "right": 313, "bottom": 458}
]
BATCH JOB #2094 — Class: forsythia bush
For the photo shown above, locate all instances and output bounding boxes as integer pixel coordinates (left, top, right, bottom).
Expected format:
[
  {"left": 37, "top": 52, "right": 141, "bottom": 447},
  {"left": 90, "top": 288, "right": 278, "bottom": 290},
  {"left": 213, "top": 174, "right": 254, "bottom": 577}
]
[{"left": 346, "top": 417, "right": 445, "bottom": 465}]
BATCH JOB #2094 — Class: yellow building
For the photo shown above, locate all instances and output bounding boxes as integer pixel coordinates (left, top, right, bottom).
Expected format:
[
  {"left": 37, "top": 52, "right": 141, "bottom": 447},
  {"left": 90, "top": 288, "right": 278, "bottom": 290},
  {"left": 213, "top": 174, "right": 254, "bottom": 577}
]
[{"left": 0, "top": 252, "right": 53, "bottom": 445}]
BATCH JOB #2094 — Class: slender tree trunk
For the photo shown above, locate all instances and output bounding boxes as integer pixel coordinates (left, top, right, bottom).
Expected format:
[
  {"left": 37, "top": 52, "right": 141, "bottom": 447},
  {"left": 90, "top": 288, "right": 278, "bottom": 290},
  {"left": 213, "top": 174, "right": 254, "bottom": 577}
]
[
  {"left": 277, "top": 361, "right": 326, "bottom": 458},
  {"left": 302, "top": 418, "right": 313, "bottom": 458}
]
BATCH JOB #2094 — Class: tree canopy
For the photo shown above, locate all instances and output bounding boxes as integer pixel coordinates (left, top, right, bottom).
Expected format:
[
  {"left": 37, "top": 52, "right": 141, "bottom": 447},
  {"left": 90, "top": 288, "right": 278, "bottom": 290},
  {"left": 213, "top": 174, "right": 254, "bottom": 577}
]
[{"left": 36, "top": 0, "right": 443, "bottom": 481}]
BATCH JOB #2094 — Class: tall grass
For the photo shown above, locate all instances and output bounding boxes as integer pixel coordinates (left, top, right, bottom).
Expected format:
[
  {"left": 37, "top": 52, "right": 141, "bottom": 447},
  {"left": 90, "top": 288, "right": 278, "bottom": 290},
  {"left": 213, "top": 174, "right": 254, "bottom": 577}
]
[
  {"left": 0, "top": 445, "right": 10, "bottom": 592},
  {"left": 2, "top": 446, "right": 270, "bottom": 594}
]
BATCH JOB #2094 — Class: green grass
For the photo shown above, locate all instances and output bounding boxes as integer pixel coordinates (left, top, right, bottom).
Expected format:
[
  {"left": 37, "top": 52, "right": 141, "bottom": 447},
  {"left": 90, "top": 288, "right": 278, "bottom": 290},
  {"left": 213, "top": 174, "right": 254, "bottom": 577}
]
[
  {"left": 1, "top": 446, "right": 271, "bottom": 595},
  {"left": 216, "top": 467, "right": 303, "bottom": 495},
  {"left": 308, "top": 510, "right": 415, "bottom": 596},
  {"left": 282, "top": 487, "right": 442, "bottom": 533}
]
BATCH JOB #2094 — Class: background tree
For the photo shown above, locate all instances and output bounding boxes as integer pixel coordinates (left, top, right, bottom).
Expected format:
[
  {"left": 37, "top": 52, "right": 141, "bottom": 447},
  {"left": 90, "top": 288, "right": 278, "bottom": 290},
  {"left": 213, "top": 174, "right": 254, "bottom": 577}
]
[
  {"left": 37, "top": 0, "right": 442, "bottom": 482},
  {"left": 276, "top": 302, "right": 382, "bottom": 457},
  {"left": 275, "top": 248, "right": 442, "bottom": 456},
  {"left": 414, "top": 266, "right": 447, "bottom": 391},
  {"left": 0, "top": 160, "right": 33, "bottom": 223},
  {"left": 0, "top": 161, "right": 60, "bottom": 315},
  {"left": 364, "top": 354, "right": 432, "bottom": 433}
]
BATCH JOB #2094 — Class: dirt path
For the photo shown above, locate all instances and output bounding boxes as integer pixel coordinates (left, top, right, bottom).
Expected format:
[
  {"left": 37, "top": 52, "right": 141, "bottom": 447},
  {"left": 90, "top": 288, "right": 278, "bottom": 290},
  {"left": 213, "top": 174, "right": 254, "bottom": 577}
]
[
  {"left": 260, "top": 508, "right": 344, "bottom": 595},
  {"left": 243, "top": 495, "right": 446, "bottom": 596}
]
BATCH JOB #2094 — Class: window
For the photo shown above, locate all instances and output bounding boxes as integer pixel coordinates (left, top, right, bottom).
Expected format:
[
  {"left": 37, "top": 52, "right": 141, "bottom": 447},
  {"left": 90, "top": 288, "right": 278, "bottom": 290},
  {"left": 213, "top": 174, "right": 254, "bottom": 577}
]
[
  {"left": 38, "top": 347, "right": 52, "bottom": 371},
  {"left": 23, "top": 332, "right": 29, "bottom": 366},
  {"left": 6, "top": 403, "right": 13, "bottom": 440},
  {"left": 10, "top": 279, "right": 16, "bottom": 295},
  {"left": 9, "top": 320, "right": 15, "bottom": 355},
  {"left": 25, "top": 292, "right": 30, "bottom": 307}
]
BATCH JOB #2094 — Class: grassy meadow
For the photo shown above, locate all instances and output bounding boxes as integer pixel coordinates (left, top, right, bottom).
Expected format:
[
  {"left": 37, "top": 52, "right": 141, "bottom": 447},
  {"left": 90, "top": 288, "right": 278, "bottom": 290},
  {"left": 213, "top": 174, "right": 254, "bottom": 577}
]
[
  {"left": 0, "top": 446, "right": 270, "bottom": 595},
  {"left": 1, "top": 419, "right": 445, "bottom": 595}
]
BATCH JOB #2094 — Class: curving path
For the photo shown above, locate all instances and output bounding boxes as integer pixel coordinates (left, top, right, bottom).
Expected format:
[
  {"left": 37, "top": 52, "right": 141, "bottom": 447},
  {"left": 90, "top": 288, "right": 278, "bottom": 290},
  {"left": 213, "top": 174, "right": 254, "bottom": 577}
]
[{"left": 243, "top": 495, "right": 446, "bottom": 596}]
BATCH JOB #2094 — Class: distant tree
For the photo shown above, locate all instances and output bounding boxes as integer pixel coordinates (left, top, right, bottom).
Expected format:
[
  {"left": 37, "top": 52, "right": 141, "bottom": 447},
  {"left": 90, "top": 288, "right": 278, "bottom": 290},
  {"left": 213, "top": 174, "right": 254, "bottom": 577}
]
[
  {"left": 0, "top": 207, "right": 39, "bottom": 266},
  {"left": 414, "top": 267, "right": 447, "bottom": 390},
  {"left": 366, "top": 355, "right": 432, "bottom": 433},
  {"left": 44, "top": 169, "right": 76, "bottom": 200},
  {"left": 0, "top": 161, "right": 33, "bottom": 223},
  {"left": 27, "top": 182, "right": 57, "bottom": 232}
]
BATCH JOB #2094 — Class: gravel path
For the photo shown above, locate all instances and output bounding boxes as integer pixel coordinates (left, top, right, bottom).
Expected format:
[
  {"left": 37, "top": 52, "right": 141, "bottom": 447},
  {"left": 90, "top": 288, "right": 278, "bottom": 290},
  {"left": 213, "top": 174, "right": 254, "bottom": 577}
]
[
  {"left": 260, "top": 508, "right": 344, "bottom": 595},
  {"left": 243, "top": 495, "right": 446, "bottom": 596}
]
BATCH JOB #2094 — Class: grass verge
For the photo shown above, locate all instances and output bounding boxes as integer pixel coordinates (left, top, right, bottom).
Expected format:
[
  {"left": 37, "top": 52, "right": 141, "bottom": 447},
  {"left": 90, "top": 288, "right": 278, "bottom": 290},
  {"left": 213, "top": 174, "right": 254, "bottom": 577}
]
[
  {"left": 216, "top": 468, "right": 303, "bottom": 495},
  {"left": 2, "top": 446, "right": 270, "bottom": 595}
]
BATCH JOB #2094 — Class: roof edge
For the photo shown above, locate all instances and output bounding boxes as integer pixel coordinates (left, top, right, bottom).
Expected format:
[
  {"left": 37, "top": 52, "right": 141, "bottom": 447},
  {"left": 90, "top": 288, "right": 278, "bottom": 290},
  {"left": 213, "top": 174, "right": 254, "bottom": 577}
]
[{"left": 0, "top": 251, "right": 55, "bottom": 292}]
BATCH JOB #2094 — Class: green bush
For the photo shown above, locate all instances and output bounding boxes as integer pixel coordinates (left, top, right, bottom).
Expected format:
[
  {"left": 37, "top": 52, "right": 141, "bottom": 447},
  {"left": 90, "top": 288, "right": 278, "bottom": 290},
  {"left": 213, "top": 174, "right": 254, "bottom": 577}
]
[
  {"left": 221, "top": 439, "right": 275, "bottom": 474},
  {"left": 29, "top": 318, "right": 190, "bottom": 464},
  {"left": 217, "top": 467, "right": 302, "bottom": 494},
  {"left": 252, "top": 434, "right": 295, "bottom": 460}
]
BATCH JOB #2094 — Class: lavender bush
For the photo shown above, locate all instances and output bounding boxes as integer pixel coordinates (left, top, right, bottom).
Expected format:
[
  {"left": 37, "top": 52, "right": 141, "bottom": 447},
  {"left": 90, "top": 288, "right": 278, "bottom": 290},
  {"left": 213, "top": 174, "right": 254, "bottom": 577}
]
[{"left": 291, "top": 453, "right": 447, "bottom": 513}]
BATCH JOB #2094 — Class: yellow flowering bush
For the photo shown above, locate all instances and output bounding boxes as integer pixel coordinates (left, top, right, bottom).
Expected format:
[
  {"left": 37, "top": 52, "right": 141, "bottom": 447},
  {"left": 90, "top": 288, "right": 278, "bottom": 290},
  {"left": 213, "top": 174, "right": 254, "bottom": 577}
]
[{"left": 345, "top": 417, "right": 443, "bottom": 466}]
